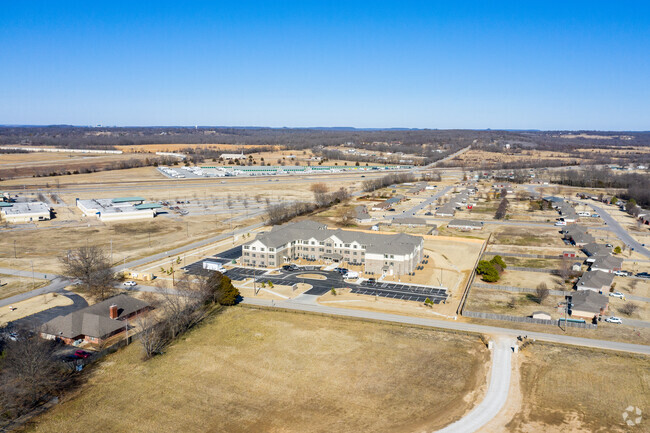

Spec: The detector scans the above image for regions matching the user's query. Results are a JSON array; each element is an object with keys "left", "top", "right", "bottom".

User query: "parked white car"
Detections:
[
  {"left": 605, "top": 316, "right": 622, "bottom": 324},
  {"left": 609, "top": 291, "right": 625, "bottom": 299},
  {"left": 123, "top": 281, "right": 137, "bottom": 287},
  {"left": 554, "top": 221, "right": 567, "bottom": 226}
]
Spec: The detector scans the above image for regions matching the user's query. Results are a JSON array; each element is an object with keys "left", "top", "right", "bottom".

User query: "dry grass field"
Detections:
[
  {"left": 491, "top": 227, "right": 566, "bottom": 248},
  {"left": 0, "top": 215, "right": 242, "bottom": 274},
  {"left": 507, "top": 344, "right": 650, "bottom": 433},
  {"left": 0, "top": 152, "right": 154, "bottom": 179},
  {"left": 27, "top": 308, "right": 489, "bottom": 433},
  {"left": 0, "top": 274, "right": 48, "bottom": 299}
]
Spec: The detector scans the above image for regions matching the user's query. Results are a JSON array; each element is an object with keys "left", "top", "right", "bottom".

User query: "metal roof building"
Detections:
[{"left": 77, "top": 198, "right": 160, "bottom": 222}]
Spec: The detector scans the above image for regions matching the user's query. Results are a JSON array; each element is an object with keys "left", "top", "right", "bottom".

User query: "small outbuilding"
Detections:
[{"left": 531, "top": 311, "right": 552, "bottom": 320}]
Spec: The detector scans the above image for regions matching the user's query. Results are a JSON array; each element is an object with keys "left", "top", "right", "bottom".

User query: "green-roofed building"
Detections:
[{"left": 111, "top": 197, "right": 145, "bottom": 204}]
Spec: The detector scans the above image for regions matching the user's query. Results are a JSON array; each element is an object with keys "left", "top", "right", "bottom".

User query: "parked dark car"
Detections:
[
  {"left": 367, "top": 278, "right": 376, "bottom": 284},
  {"left": 282, "top": 264, "right": 298, "bottom": 271}
]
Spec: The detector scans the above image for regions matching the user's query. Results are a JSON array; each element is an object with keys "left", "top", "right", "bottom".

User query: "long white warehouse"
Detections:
[{"left": 77, "top": 197, "right": 161, "bottom": 222}]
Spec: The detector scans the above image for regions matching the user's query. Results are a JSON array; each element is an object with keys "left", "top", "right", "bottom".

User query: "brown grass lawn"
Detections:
[
  {"left": 28, "top": 308, "right": 489, "bottom": 433},
  {"left": 0, "top": 274, "right": 48, "bottom": 300},
  {"left": 508, "top": 344, "right": 650, "bottom": 433},
  {"left": 492, "top": 227, "right": 565, "bottom": 248}
]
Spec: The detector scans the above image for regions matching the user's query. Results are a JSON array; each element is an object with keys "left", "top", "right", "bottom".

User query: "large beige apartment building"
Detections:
[{"left": 242, "top": 220, "right": 423, "bottom": 276}]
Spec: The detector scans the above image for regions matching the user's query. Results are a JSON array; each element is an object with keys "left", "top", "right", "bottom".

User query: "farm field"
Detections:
[{"left": 27, "top": 307, "right": 490, "bottom": 433}]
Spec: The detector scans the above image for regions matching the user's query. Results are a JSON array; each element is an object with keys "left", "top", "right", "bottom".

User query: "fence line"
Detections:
[
  {"left": 508, "top": 266, "right": 560, "bottom": 274},
  {"left": 473, "top": 282, "right": 569, "bottom": 296},
  {"left": 484, "top": 251, "right": 563, "bottom": 260},
  {"left": 462, "top": 310, "right": 597, "bottom": 329}
]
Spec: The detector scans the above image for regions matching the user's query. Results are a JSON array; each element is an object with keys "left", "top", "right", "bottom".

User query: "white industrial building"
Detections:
[
  {"left": 0, "top": 202, "right": 51, "bottom": 223},
  {"left": 77, "top": 197, "right": 161, "bottom": 222}
]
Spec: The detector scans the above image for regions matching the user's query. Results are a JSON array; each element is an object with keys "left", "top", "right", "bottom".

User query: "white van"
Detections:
[{"left": 343, "top": 271, "right": 359, "bottom": 279}]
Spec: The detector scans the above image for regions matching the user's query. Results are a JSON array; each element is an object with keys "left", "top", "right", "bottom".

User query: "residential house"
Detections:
[
  {"left": 568, "top": 291, "right": 609, "bottom": 321},
  {"left": 354, "top": 205, "right": 372, "bottom": 224},
  {"left": 447, "top": 219, "right": 484, "bottom": 230},
  {"left": 41, "top": 294, "right": 152, "bottom": 345},
  {"left": 371, "top": 195, "right": 405, "bottom": 211},
  {"left": 590, "top": 255, "right": 624, "bottom": 273},
  {"left": 391, "top": 217, "right": 429, "bottom": 227},
  {"left": 435, "top": 202, "right": 456, "bottom": 217},
  {"left": 582, "top": 242, "right": 610, "bottom": 259},
  {"left": 575, "top": 270, "right": 615, "bottom": 293}
]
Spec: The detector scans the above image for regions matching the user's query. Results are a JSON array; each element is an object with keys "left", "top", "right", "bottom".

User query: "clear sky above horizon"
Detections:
[{"left": 1, "top": 1, "right": 649, "bottom": 130}]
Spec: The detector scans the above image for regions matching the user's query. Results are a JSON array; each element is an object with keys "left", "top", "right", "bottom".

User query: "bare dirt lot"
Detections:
[
  {"left": 506, "top": 343, "right": 649, "bottom": 433},
  {"left": 28, "top": 307, "right": 489, "bottom": 433}
]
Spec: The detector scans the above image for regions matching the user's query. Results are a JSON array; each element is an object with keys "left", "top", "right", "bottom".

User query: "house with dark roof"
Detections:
[
  {"left": 590, "top": 255, "right": 623, "bottom": 273},
  {"left": 371, "top": 195, "right": 405, "bottom": 211},
  {"left": 543, "top": 196, "right": 564, "bottom": 208},
  {"left": 568, "top": 291, "right": 609, "bottom": 321},
  {"left": 242, "top": 220, "right": 423, "bottom": 276},
  {"left": 575, "top": 270, "right": 615, "bottom": 293},
  {"left": 391, "top": 217, "right": 429, "bottom": 227},
  {"left": 41, "top": 294, "right": 152, "bottom": 345},
  {"left": 582, "top": 242, "right": 611, "bottom": 259},
  {"left": 435, "top": 202, "right": 456, "bottom": 217},
  {"left": 563, "top": 225, "right": 594, "bottom": 247}
]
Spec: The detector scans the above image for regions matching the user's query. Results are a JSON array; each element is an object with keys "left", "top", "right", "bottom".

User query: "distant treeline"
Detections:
[
  {"left": 3, "top": 126, "right": 649, "bottom": 151},
  {"left": 551, "top": 168, "right": 650, "bottom": 207}
]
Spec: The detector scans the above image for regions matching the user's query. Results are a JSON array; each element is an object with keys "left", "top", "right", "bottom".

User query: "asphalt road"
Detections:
[
  {"left": 0, "top": 276, "right": 71, "bottom": 309},
  {"left": 242, "top": 297, "right": 650, "bottom": 355},
  {"left": 576, "top": 200, "right": 650, "bottom": 258},
  {"left": 524, "top": 184, "right": 650, "bottom": 259},
  {"left": 436, "top": 337, "right": 514, "bottom": 433}
]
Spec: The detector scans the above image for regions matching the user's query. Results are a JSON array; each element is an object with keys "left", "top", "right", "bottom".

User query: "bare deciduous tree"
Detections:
[
  {"left": 535, "top": 282, "right": 550, "bottom": 304},
  {"left": 0, "top": 336, "right": 71, "bottom": 418},
  {"left": 59, "top": 246, "right": 117, "bottom": 300}
]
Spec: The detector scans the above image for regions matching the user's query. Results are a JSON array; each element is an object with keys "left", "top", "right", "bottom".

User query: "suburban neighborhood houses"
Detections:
[{"left": 1, "top": 8, "right": 650, "bottom": 429}]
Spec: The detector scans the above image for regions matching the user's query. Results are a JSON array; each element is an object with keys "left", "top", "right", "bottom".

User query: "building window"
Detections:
[{"left": 344, "top": 244, "right": 350, "bottom": 248}]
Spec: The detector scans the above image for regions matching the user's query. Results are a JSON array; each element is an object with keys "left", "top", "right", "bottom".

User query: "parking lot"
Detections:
[{"left": 183, "top": 255, "right": 447, "bottom": 303}]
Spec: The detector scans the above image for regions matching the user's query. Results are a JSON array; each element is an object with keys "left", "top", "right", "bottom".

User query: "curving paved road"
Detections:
[
  {"left": 242, "top": 297, "right": 650, "bottom": 354},
  {"left": 436, "top": 337, "right": 514, "bottom": 433}
]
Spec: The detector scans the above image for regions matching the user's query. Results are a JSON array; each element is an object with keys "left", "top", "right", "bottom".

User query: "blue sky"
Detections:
[{"left": 1, "top": 1, "right": 649, "bottom": 129}]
